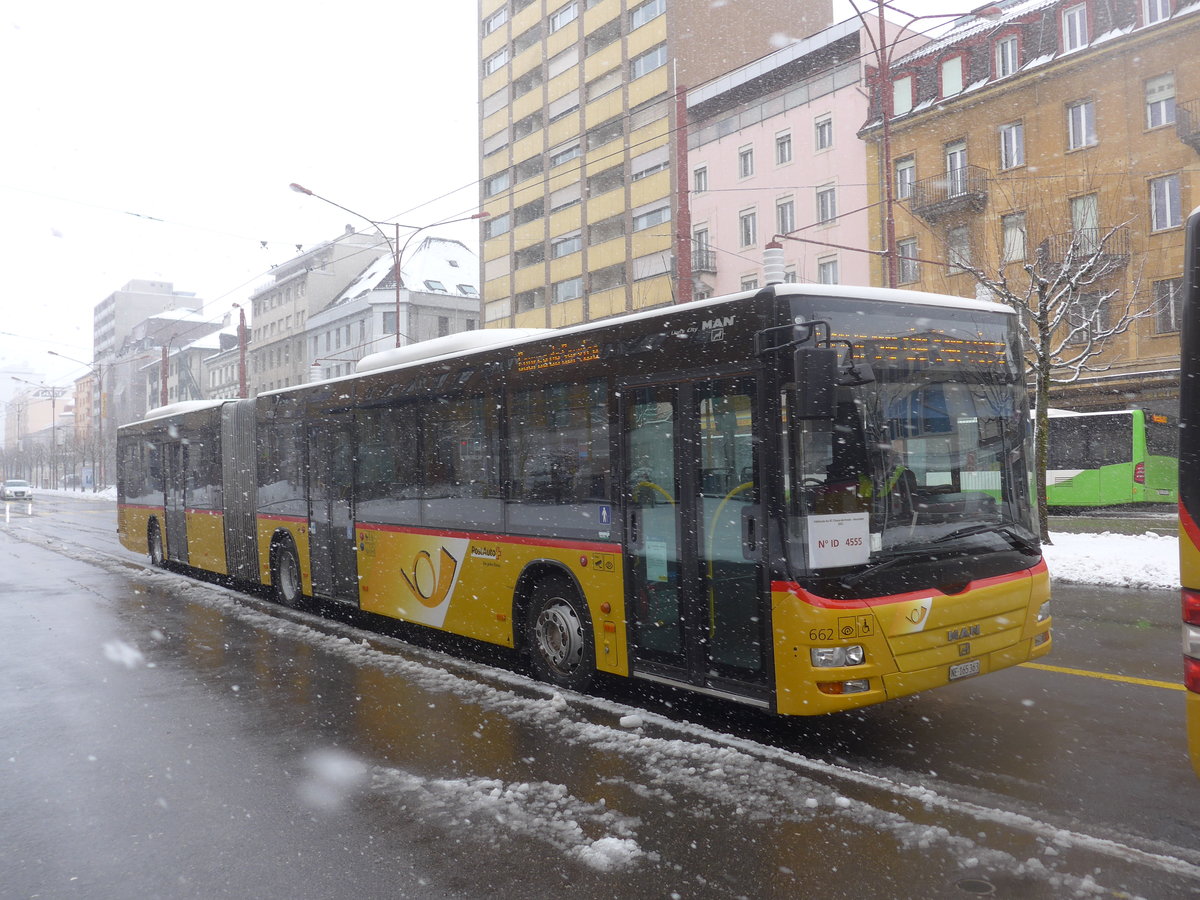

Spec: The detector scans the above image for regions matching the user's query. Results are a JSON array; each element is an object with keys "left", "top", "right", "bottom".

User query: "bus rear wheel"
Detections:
[
  {"left": 526, "top": 577, "right": 595, "bottom": 692},
  {"left": 272, "top": 538, "right": 304, "bottom": 608},
  {"left": 148, "top": 520, "right": 165, "bottom": 567}
]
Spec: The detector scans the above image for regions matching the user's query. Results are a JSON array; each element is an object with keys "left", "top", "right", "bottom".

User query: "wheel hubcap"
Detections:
[{"left": 535, "top": 599, "right": 583, "bottom": 673}]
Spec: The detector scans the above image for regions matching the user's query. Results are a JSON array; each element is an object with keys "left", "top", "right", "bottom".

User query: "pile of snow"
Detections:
[{"left": 1043, "top": 530, "right": 1178, "bottom": 591}]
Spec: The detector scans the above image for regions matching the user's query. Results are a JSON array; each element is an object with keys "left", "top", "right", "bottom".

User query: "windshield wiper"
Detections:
[{"left": 930, "top": 522, "right": 1039, "bottom": 553}]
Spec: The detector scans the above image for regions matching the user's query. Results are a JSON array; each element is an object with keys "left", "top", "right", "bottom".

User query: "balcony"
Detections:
[
  {"left": 1177, "top": 98, "right": 1200, "bottom": 154},
  {"left": 909, "top": 165, "right": 989, "bottom": 222},
  {"left": 692, "top": 248, "right": 717, "bottom": 274},
  {"left": 1034, "top": 226, "right": 1130, "bottom": 274}
]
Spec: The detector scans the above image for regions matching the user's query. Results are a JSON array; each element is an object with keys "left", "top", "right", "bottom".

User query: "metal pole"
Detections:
[{"left": 878, "top": 0, "right": 898, "bottom": 289}]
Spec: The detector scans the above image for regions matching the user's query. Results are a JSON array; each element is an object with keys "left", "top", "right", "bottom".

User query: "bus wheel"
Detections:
[
  {"left": 526, "top": 577, "right": 595, "bottom": 692},
  {"left": 148, "top": 520, "right": 165, "bottom": 567},
  {"left": 272, "top": 539, "right": 304, "bottom": 608}
]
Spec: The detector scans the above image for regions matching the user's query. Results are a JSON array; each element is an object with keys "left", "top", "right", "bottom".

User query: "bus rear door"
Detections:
[
  {"left": 307, "top": 416, "right": 359, "bottom": 603},
  {"left": 622, "top": 374, "right": 768, "bottom": 704}
]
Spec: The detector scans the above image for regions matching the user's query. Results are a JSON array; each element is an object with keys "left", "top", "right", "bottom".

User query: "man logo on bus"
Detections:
[{"left": 400, "top": 546, "right": 460, "bottom": 609}]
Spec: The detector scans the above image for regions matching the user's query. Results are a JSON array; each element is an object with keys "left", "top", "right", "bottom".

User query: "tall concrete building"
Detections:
[
  {"left": 478, "top": 0, "right": 832, "bottom": 329},
  {"left": 93, "top": 280, "right": 202, "bottom": 361}
]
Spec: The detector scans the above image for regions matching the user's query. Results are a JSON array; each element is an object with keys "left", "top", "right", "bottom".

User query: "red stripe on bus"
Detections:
[
  {"left": 257, "top": 513, "right": 308, "bottom": 524},
  {"left": 1180, "top": 501, "right": 1200, "bottom": 554},
  {"left": 356, "top": 521, "right": 619, "bottom": 554},
  {"left": 772, "top": 561, "right": 1044, "bottom": 609}
]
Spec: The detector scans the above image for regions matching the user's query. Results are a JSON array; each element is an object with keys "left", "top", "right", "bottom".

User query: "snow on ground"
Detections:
[{"left": 1043, "top": 530, "right": 1178, "bottom": 591}]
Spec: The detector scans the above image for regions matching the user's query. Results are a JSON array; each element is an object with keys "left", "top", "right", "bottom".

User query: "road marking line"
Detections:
[{"left": 1021, "top": 661, "right": 1184, "bottom": 691}]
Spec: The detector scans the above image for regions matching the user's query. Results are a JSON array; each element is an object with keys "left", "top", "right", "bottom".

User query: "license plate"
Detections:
[{"left": 949, "top": 659, "right": 981, "bottom": 681}]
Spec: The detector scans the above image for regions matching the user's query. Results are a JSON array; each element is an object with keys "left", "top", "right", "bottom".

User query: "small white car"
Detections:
[{"left": 0, "top": 479, "right": 33, "bottom": 501}]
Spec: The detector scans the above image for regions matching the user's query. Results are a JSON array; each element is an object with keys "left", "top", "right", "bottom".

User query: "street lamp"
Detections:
[
  {"left": 11, "top": 376, "right": 62, "bottom": 489},
  {"left": 48, "top": 351, "right": 105, "bottom": 491},
  {"left": 289, "top": 183, "right": 489, "bottom": 348},
  {"left": 851, "top": 1, "right": 1001, "bottom": 287}
]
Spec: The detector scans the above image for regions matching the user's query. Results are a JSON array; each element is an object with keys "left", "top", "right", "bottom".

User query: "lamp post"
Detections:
[
  {"left": 11, "top": 376, "right": 62, "bottom": 489},
  {"left": 231, "top": 303, "right": 248, "bottom": 399},
  {"left": 48, "top": 351, "right": 105, "bottom": 491},
  {"left": 289, "top": 183, "right": 489, "bottom": 348},
  {"left": 850, "top": 1, "right": 1001, "bottom": 287}
]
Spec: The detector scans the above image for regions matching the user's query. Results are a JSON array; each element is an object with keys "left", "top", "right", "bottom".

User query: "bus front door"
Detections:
[
  {"left": 622, "top": 376, "right": 767, "bottom": 700},
  {"left": 308, "top": 418, "right": 359, "bottom": 604}
]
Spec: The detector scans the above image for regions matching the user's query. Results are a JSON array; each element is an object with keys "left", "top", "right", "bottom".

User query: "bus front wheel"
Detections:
[
  {"left": 526, "top": 577, "right": 595, "bottom": 692},
  {"left": 271, "top": 538, "right": 304, "bottom": 608},
  {"left": 148, "top": 520, "right": 165, "bottom": 567}
]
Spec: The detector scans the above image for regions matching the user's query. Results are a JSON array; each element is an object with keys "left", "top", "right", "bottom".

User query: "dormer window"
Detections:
[
  {"left": 995, "top": 35, "right": 1018, "bottom": 78},
  {"left": 458, "top": 285, "right": 479, "bottom": 297},
  {"left": 1143, "top": 0, "right": 1171, "bottom": 25},
  {"left": 424, "top": 280, "right": 448, "bottom": 293},
  {"left": 941, "top": 56, "right": 963, "bottom": 97},
  {"left": 448, "top": 259, "right": 460, "bottom": 267},
  {"left": 1062, "top": 3, "right": 1088, "bottom": 52},
  {"left": 892, "top": 75, "right": 913, "bottom": 116}
]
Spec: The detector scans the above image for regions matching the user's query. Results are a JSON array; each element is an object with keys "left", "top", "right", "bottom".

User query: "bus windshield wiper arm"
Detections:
[{"left": 930, "top": 523, "right": 1038, "bottom": 552}]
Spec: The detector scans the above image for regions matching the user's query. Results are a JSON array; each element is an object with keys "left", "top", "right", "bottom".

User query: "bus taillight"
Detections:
[
  {"left": 1183, "top": 589, "right": 1200, "bottom": 626},
  {"left": 1186, "top": 654, "right": 1200, "bottom": 694},
  {"left": 1184, "top": 591, "right": 1200, "bottom": 693},
  {"left": 1134, "top": 462, "right": 1146, "bottom": 484}
]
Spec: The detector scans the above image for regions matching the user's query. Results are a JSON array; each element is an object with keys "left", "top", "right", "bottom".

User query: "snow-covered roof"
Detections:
[{"left": 321, "top": 235, "right": 480, "bottom": 313}]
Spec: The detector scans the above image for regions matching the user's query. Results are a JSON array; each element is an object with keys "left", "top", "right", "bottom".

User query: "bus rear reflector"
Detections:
[
  {"left": 1134, "top": 462, "right": 1145, "bottom": 484},
  {"left": 1184, "top": 589, "right": 1200, "bottom": 626},
  {"left": 1186, "top": 655, "right": 1200, "bottom": 694}
]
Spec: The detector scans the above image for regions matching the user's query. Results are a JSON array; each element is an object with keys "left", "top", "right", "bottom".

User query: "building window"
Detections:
[
  {"left": 553, "top": 277, "right": 583, "bottom": 304},
  {"left": 1067, "top": 99, "right": 1096, "bottom": 149},
  {"left": 1155, "top": 278, "right": 1182, "bottom": 333},
  {"left": 945, "top": 141, "right": 968, "bottom": 195},
  {"left": 1002, "top": 213, "right": 1027, "bottom": 263},
  {"left": 947, "top": 225, "right": 971, "bottom": 270},
  {"left": 816, "top": 186, "right": 837, "bottom": 224},
  {"left": 630, "top": 44, "right": 667, "bottom": 79},
  {"left": 437, "top": 316, "right": 450, "bottom": 337},
  {"left": 941, "top": 56, "right": 963, "bottom": 97},
  {"left": 817, "top": 257, "right": 839, "bottom": 284},
  {"left": 999, "top": 121, "right": 1024, "bottom": 169},
  {"left": 893, "top": 75, "right": 913, "bottom": 116},
  {"left": 550, "top": 143, "right": 582, "bottom": 167},
  {"left": 1144, "top": 0, "right": 1172, "bottom": 24},
  {"left": 1150, "top": 174, "right": 1182, "bottom": 231},
  {"left": 550, "top": 1, "right": 578, "bottom": 32},
  {"left": 484, "top": 170, "right": 511, "bottom": 198},
  {"left": 1146, "top": 74, "right": 1176, "bottom": 128},
  {"left": 895, "top": 157, "right": 915, "bottom": 200},
  {"left": 739, "top": 210, "right": 757, "bottom": 247},
  {"left": 814, "top": 117, "right": 833, "bottom": 151},
  {"left": 1062, "top": 3, "right": 1088, "bottom": 51},
  {"left": 995, "top": 35, "right": 1019, "bottom": 78},
  {"left": 740, "top": 276, "right": 759, "bottom": 291},
  {"left": 515, "top": 288, "right": 546, "bottom": 313},
  {"left": 515, "top": 244, "right": 545, "bottom": 269},
  {"left": 738, "top": 146, "right": 754, "bottom": 178},
  {"left": 552, "top": 232, "right": 582, "bottom": 258},
  {"left": 898, "top": 238, "right": 919, "bottom": 283},
  {"left": 630, "top": 0, "right": 665, "bottom": 29},
  {"left": 693, "top": 166, "right": 708, "bottom": 193},
  {"left": 776, "top": 131, "right": 793, "bottom": 164},
  {"left": 632, "top": 204, "right": 670, "bottom": 232},
  {"left": 485, "top": 213, "right": 511, "bottom": 239},
  {"left": 776, "top": 198, "right": 795, "bottom": 236},
  {"left": 484, "top": 8, "right": 508, "bottom": 35},
  {"left": 591, "top": 263, "right": 626, "bottom": 292},
  {"left": 485, "top": 47, "right": 509, "bottom": 74}
]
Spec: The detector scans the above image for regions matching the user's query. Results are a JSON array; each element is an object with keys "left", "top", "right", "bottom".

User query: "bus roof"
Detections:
[
  {"left": 266, "top": 283, "right": 1017, "bottom": 392},
  {"left": 136, "top": 399, "right": 229, "bottom": 424}
]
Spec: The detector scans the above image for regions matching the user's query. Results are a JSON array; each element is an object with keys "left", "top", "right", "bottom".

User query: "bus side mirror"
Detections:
[
  {"left": 792, "top": 347, "right": 838, "bottom": 419},
  {"left": 839, "top": 360, "right": 875, "bottom": 387}
]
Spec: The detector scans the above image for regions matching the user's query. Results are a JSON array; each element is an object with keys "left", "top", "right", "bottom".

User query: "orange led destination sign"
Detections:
[{"left": 514, "top": 339, "right": 601, "bottom": 373}]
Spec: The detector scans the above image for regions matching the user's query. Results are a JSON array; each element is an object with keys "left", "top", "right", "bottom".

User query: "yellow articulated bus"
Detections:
[
  {"left": 1180, "top": 205, "right": 1200, "bottom": 776},
  {"left": 118, "top": 283, "right": 1051, "bottom": 715}
]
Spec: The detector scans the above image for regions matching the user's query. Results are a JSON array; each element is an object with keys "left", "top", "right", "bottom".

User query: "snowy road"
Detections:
[{"left": 2, "top": 494, "right": 1198, "bottom": 899}]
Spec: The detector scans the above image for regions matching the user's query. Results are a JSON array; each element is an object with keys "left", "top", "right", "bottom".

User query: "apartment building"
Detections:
[
  {"left": 478, "top": 0, "right": 832, "bottom": 328},
  {"left": 860, "top": 0, "right": 1197, "bottom": 412},
  {"left": 248, "top": 227, "right": 387, "bottom": 395},
  {"left": 686, "top": 18, "right": 910, "bottom": 295}
]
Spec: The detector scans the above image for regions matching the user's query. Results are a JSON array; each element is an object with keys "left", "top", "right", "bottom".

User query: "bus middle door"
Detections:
[
  {"left": 164, "top": 442, "right": 188, "bottom": 565},
  {"left": 622, "top": 375, "right": 767, "bottom": 700},
  {"left": 308, "top": 416, "right": 359, "bottom": 604}
]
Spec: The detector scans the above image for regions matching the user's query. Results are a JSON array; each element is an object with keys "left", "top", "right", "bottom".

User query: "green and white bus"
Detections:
[{"left": 1044, "top": 408, "right": 1178, "bottom": 508}]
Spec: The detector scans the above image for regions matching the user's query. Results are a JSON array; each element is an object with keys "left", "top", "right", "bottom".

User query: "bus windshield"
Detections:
[{"left": 784, "top": 299, "right": 1036, "bottom": 577}]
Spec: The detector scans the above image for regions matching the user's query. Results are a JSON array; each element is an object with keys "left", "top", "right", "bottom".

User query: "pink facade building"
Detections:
[{"left": 685, "top": 19, "right": 880, "bottom": 295}]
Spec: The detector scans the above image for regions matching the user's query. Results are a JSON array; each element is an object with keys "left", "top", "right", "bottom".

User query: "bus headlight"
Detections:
[
  {"left": 1037, "top": 601, "right": 1051, "bottom": 623},
  {"left": 811, "top": 645, "right": 865, "bottom": 667}
]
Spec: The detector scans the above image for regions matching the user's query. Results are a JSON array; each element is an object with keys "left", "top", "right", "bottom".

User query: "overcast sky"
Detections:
[{"left": 0, "top": 0, "right": 956, "bottom": 400}]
